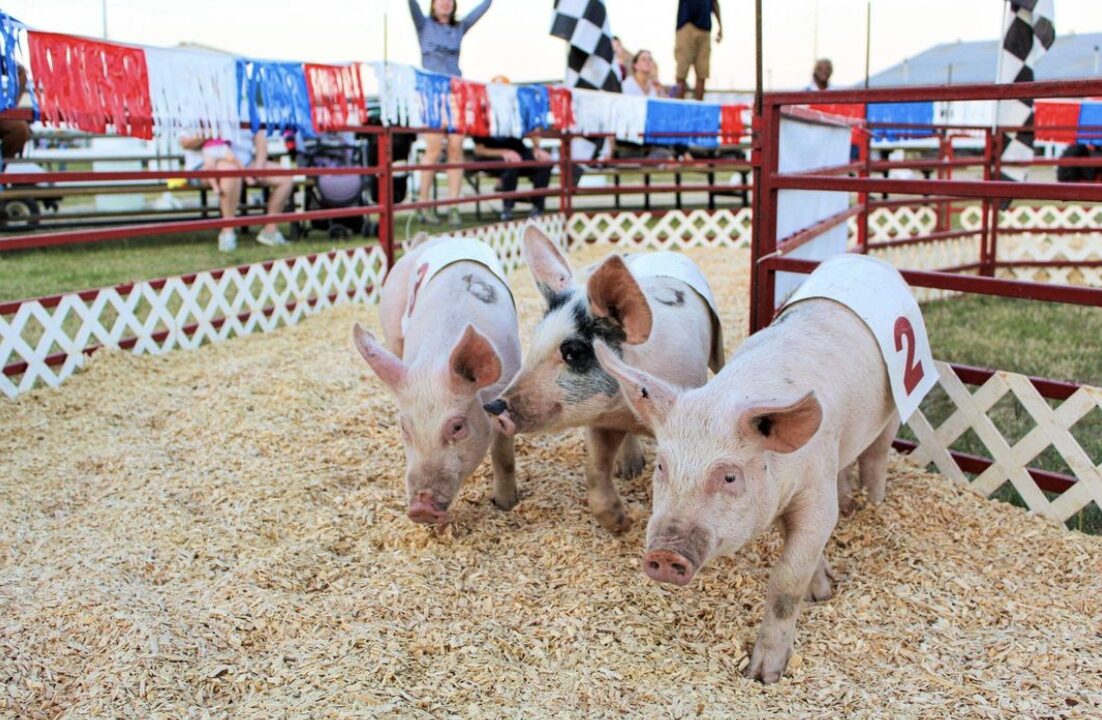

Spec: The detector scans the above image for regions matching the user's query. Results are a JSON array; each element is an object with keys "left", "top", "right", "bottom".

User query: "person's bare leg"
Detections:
[
  {"left": 217, "top": 160, "right": 241, "bottom": 221},
  {"left": 674, "top": 78, "right": 687, "bottom": 99},
  {"left": 694, "top": 76, "right": 706, "bottom": 101},
  {"left": 445, "top": 134, "right": 464, "bottom": 215},
  {"left": 418, "top": 133, "right": 444, "bottom": 205},
  {"left": 260, "top": 163, "right": 293, "bottom": 236}
]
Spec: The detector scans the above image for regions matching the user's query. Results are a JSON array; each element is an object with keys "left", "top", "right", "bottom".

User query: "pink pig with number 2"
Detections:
[{"left": 595, "top": 254, "right": 936, "bottom": 684}]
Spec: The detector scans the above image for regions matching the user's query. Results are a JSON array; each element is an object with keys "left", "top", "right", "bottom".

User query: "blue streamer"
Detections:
[
  {"left": 644, "top": 99, "right": 720, "bottom": 148},
  {"left": 238, "top": 59, "right": 316, "bottom": 138},
  {"left": 866, "top": 102, "right": 935, "bottom": 141},
  {"left": 0, "top": 12, "right": 25, "bottom": 114},
  {"left": 415, "top": 68, "right": 453, "bottom": 130},
  {"left": 1077, "top": 102, "right": 1102, "bottom": 147},
  {"left": 517, "top": 85, "right": 550, "bottom": 134}
]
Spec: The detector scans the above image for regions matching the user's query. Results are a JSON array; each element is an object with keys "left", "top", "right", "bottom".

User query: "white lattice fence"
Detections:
[
  {"left": 1, "top": 246, "right": 387, "bottom": 398},
  {"left": 567, "top": 208, "right": 752, "bottom": 250},
  {"left": 907, "top": 362, "right": 1102, "bottom": 523}
]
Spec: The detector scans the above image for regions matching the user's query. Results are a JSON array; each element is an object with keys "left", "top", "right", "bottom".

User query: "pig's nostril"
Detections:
[
  {"left": 483, "top": 399, "right": 508, "bottom": 416},
  {"left": 647, "top": 560, "right": 660, "bottom": 572},
  {"left": 672, "top": 562, "right": 688, "bottom": 576}
]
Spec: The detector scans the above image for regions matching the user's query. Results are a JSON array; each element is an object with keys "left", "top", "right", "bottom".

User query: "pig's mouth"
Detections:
[
  {"left": 407, "top": 490, "right": 451, "bottom": 527},
  {"left": 483, "top": 398, "right": 562, "bottom": 436}
]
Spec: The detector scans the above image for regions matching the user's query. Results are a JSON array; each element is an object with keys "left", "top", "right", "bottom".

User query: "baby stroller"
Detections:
[{"left": 295, "top": 133, "right": 372, "bottom": 240}]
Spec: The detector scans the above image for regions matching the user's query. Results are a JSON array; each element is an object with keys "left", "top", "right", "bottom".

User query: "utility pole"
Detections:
[{"left": 101, "top": 0, "right": 108, "bottom": 40}]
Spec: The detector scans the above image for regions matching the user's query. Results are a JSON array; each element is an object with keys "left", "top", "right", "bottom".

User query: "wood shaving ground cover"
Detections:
[{"left": 1, "top": 245, "right": 1099, "bottom": 719}]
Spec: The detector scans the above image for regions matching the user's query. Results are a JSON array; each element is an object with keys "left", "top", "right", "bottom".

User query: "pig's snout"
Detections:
[
  {"left": 407, "top": 491, "right": 449, "bottom": 527},
  {"left": 643, "top": 548, "right": 696, "bottom": 587},
  {"left": 483, "top": 399, "right": 516, "bottom": 436}
]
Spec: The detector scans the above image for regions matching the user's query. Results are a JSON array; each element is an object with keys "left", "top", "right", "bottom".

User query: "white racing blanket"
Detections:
[
  {"left": 402, "top": 238, "right": 513, "bottom": 335},
  {"left": 625, "top": 251, "right": 725, "bottom": 372},
  {"left": 782, "top": 254, "right": 937, "bottom": 422}
]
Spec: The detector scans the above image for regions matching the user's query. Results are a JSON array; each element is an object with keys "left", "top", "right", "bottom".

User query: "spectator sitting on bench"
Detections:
[
  {"left": 180, "top": 131, "right": 292, "bottom": 252},
  {"left": 0, "top": 64, "right": 32, "bottom": 164},
  {"left": 472, "top": 79, "right": 552, "bottom": 221},
  {"left": 620, "top": 50, "right": 691, "bottom": 163}
]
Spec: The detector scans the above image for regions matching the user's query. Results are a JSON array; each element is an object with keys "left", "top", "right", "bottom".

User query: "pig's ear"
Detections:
[
  {"left": 586, "top": 255, "right": 652, "bottom": 344},
  {"left": 449, "top": 324, "right": 502, "bottom": 392},
  {"left": 737, "top": 392, "right": 822, "bottom": 454},
  {"left": 595, "top": 340, "right": 677, "bottom": 431},
  {"left": 522, "top": 224, "right": 573, "bottom": 302},
  {"left": 353, "top": 323, "right": 407, "bottom": 391}
]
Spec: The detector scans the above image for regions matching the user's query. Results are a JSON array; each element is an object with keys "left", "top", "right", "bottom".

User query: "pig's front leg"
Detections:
[
  {"left": 745, "top": 496, "right": 837, "bottom": 684},
  {"left": 614, "top": 433, "right": 646, "bottom": 479},
  {"left": 491, "top": 432, "right": 519, "bottom": 511},
  {"left": 585, "top": 427, "right": 632, "bottom": 534}
]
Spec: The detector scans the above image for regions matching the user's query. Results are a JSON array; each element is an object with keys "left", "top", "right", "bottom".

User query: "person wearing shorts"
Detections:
[{"left": 674, "top": 0, "right": 722, "bottom": 101}]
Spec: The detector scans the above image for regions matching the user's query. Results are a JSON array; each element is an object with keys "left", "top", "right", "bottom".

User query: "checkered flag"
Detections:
[
  {"left": 550, "top": 0, "right": 621, "bottom": 93},
  {"left": 996, "top": 0, "right": 1056, "bottom": 184}
]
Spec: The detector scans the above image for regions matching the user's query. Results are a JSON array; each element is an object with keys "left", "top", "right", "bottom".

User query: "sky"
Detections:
[{"left": 5, "top": 0, "right": 1102, "bottom": 90}]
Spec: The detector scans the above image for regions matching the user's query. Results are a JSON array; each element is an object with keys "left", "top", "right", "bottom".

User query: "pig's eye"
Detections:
[
  {"left": 724, "top": 475, "right": 737, "bottom": 484},
  {"left": 444, "top": 417, "right": 469, "bottom": 442},
  {"left": 559, "top": 339, "right": 595, "bottom": 372}
]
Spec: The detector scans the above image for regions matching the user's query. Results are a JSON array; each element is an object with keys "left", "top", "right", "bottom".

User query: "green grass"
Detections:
[{"left": 917, "top": 293, "right": 1102, "bottom": 533}]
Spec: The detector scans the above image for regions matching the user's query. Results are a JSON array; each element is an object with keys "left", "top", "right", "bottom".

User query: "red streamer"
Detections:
[
  {"left": 720, "top": 104, "right": 747, "bottom": 144},
  {"left": 1035, "top": 100, "right": 1081, "bottom": 144},
  {"left": 27, "top": 31, "right": 153, "bottom": 139},
  {"left": 548, "top": 87, "right": 574, "bottom": 131},
  {"left": 808, "top": 102, "right": 866, "bottom": 144},
  {"left": 450, "top": 77, "right": 490, "bottom": 136},
  {"left": 303, "top": 63, "right": 365, "bottom": 132}
]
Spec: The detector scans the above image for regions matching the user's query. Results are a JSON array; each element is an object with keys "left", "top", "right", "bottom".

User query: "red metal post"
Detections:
[
  {"left": 377, "top": 128, "right": 395, "bottom": 271},
  {"left": 857, "top": 126, "right": 870, "bottom": 253},
  {"left": 560, "top": 132, "right": 573, "bottom": 220},
  {"left": 749, "top": 100, "right": 782, "bottom": 334},
  {"left": 987, "top": 132, "right": 1003, "bottom": 278}
]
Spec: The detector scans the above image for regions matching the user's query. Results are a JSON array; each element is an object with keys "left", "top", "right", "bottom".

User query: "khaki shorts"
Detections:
[{"left": 675, "top": 23, "right": 711, "bottom": 81}]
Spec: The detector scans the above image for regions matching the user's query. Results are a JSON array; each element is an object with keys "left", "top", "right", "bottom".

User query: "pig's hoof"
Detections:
[
  {"left": 492, "top": 491, "right": 519, "bottom": 512},
  {"left": 838, "top": 496, "right": 856, "bottom": 517},
  {"left": 743, "top": 642, "right": 791, "bottom": 685},
  {"left": 806, "top": 557, "right": 835, "bottom": 602},
  {"left": 595, "top": 506, "right": 633, "bottom": 535}
]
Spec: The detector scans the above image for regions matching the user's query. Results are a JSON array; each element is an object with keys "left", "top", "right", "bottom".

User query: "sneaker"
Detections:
[
  {"left": 528, "top": 207, "right": 543, "bottom": 219},
  {"left": 448, "top": 208, "right": 461, "bottom": 227},
  {"left": 218, "top": 230, "right": 237, "bottom": 253},
  {"left": 257, "top": 229, "right": 288, "bottom": 247},
  {"left": 499, "top": 208, "right": 514, "bottom": 222},
  {"left": 417, "top": 211, "right": 442, "bottom": 226}
]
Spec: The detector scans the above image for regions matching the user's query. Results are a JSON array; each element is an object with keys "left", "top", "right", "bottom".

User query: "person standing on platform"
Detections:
[{"left": 674, "top": 0, "right": 722, "bottom": 101}]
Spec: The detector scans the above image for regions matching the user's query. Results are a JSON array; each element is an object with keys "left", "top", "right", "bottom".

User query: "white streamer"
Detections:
[
  {"left": 145, "top": 47, "right": 241, "bottom": 139},
  {"left": 570, "top": 88, "right": 647, "bottom": 142},
  {"left": 487, "top": 82, "right": 521, "bottom": 138},
  {"left": 372, "top": 62, "right": 422, "bottom": 128}
]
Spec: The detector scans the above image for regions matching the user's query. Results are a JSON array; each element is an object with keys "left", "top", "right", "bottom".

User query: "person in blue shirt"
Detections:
[
  {"left": 408, "top": 0, "right": 493, "bottom": 226},
  {"left": 674, "top": 0, "right": 723, "bottom": 101}
]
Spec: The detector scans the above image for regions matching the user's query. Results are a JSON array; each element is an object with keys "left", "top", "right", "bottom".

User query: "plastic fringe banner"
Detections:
[
  {"left": 238, "top": 59, "right": 315, "bottom": 138},
  {"left": 145, "top": 47, "right": 240, "bottom": 139},
  {"left": 451, "top": 77, "right": 490, "bottom": 136},
  {"left": 547, "top": 86, "right": 573, "bottom": 132},
  {"left": 0, "top": 12, "right": 24, "bottom": 113},
  {"left": 304, "top": 63, "right": 365, "bottom": 132},
  {"left": 415, "top": 68, "right": 452, "bottom": 130},
  {"left": 644, "top": 98, "right": 719, "bottom": 148},
  {"left": 27, "top": 31, "right": 153, "bottom": 139},
  {"left": 570, "top": 88, "right": 646, "bottom": 141},
  {"left": 720, "top": 104, "right": 746, "bottom": 144},
  {"left": 487, "top": 82, "right": 521, "bottom": 138},
  {"left": 373, "top": 62, "right": 421, "bottom": 128},
  {"left": 517, "top": 85, "right": 550, "bottom": 134}
]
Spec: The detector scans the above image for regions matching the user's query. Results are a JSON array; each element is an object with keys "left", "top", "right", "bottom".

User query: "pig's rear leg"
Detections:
[
  {"left": 857, "top": 417, "right": 899, "bottom": 505},
  {"left": 805, "top": 554, "right": 835, "bottom": 602},
  {"left": 491, "top": 432, "right": 519, "bottom": 511},
  {"left": 837, "top": 464, "right": 856, "bottom": 516},
  {"left": 585, "top": 427, "right": 632, "bottom": 534},
  {"left": 614, "top": 433, "right": 646, "bottom": 479}
]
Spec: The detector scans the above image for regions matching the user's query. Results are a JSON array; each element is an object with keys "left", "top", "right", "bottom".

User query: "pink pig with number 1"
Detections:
[{"left": 595, "top": 254, "right": 937, "bottom": 684}]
